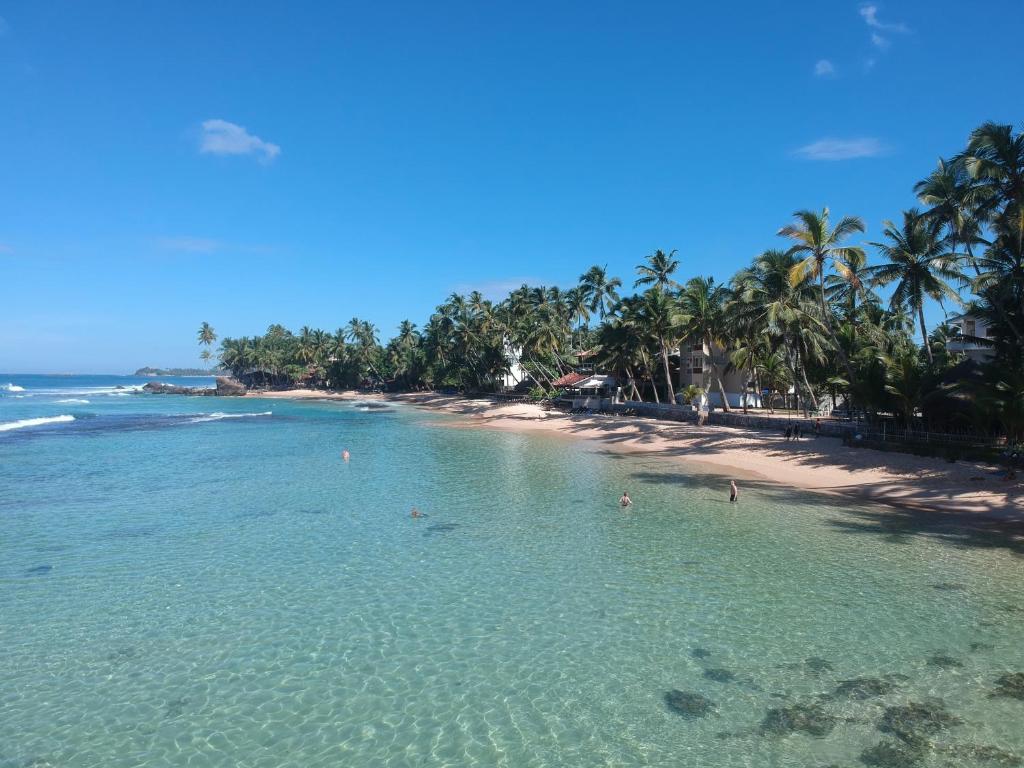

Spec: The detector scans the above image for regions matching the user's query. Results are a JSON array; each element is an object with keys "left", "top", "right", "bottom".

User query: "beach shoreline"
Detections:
[{"left": 247, "top": 388, "right": 1023, "bottom": 522}]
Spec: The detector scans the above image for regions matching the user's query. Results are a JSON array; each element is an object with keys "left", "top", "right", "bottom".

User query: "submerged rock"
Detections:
[
  {"left": 835, "top": 677, "right": 899, "bottom": 700},
  {"left": 664, "top": 690, "right": 716, "bottom": 718},
  {"left": 878, "top": 700, "right": 962, "bottom": 745},
  {"left": 927, "top": 654, "right": 963, "bottom": 668},
  {"left": 991, "top": 673, "right": 1024, "bottom": 700},
  {"left": 690, "top": 648, "right": 712, "bottom": 660},
  {"left": 930, "top": 582, "right": 966, "bottom": 592},
  {"left": 860, "top": 739, "right": 926, "bottom": 767},
  {"left": 970, "top": 642, "right": 996, "bottom": 653},
  {"left": 943, "top": 743, "right": 1023, "bottom": 766},
  {"left": 805, "top": 657, "right": 835, "bottom": 675},
  {"left": 24, "top": 564, "right": 52, "bottom": 576},
  {"left": 760, "top": 702, "right": 836, "bottom": 737},
  {"left": 703, "top": 668, "right": 737, "bottom": 683}
]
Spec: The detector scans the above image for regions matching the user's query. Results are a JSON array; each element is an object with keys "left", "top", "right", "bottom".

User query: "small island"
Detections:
[{"left": 134, "top": 366, "right": 221, "bottom": 377}]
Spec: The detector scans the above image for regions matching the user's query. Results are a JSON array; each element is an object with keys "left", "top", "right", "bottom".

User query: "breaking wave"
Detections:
[
  {"left": 0, "top": 415, "right": 76, "bottom": 433},
  {"left": 188, "top": 411, "right": 272, "bottom": 423},
  {"left": 56, "top": 398, "right": 90, "bottom": 404},
  {"left": 1, "top": 383, "right": 26, "bottom": 392}
]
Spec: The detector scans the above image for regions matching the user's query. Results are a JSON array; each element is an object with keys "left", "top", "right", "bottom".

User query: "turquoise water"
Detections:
[{"left": 2, "top": 375, "right": 1023, "bottom": 767}]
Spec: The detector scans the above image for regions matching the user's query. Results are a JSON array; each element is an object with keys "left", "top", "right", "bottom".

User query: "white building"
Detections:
[{"left": 947, "top": 313, "right": 995, "bottom": 363}]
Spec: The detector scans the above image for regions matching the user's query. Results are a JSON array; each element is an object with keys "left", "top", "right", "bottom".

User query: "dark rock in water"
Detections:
[
  {"left": 664, "top": 690, "right": 716, "bottom": 718},
  {"left": 805, "top": 657, "right": 835, "bottom": 675},
  {"left": 215, "top": 377, "right": 246, "bottom": 396},
  {"left": 424, "top": 523, "right": 460, "bottom": 535},
  {"left": 836, "top": 677, "right": 899, "bottom": 700},
  {"left": 25, "top": 564, "right": 53, "bottom": 576},
  {"left": 760, "top": 702, "right": 837, "bottom": 737},
  {"left": 927, "top": 654, "right": 963, "bottom": 668},
  {"left": 942, "top": 743, "right": 1023, "bottom": 766},
  {"left": 690, "top": 648, "right": 712, "bottom": 660},
  {"left": 143, "top": 381, "right": 215, "bottom": 396},
  {"left": 969, "top": 642, "right": 995, "bottom": 653},
  {"left": 703, "top": 668, "right": 737, "bottom": 683},
  {"left": 930, "top": 582, "right": 966, "bottom": 592},
  {"left": 860, "top": 739, "right": 926, "bottom": 767},
  {"left": 990, "top": 673, "right": 1024, "bottom": 700},
  {"left": 878, "top": 700, "right": 962, "bottom": 745},
  {"left": 165, "top": 696, "right": 189, "bottom": 718}
]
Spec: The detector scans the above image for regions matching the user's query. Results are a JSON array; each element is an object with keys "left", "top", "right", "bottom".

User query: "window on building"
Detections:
[
  {"left": 690, "top": 356, "right": 703, "bottom": 373},
  {"left": 965, "top": 319, "right": 976, "bottom": 337},
  {"left": 987, "top": 325, "right": 997, "bottom": 337}
]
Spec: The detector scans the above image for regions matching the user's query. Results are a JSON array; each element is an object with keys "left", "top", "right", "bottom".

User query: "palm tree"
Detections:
[
  {"left": 197, "top": 322, "right": 217, "bottom": 369},
  {"left": 866, "top": 209, "right": 965, "bottom": 365},
  {"left": 639, "top": 288, "right": 683, "bottom": 402},
  {"left": 779, "top": 207, "right": 864, "bottom": 387},
  {"left": 962, "top": 122, "right": 1024, "bottom": 219},
  {"left": 634, "top": 249, "right": 680, "bottom": 291},
  {"left": 579, "top": 265, "right": 622, "bottom": 320},
  {"left": 677, "top": 276, "right": 733, "bottom": 412}
]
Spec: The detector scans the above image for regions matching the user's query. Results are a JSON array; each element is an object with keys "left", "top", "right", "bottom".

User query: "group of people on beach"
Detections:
[{"left": 784, "top": 419, "right": 822, "bottom": 442}]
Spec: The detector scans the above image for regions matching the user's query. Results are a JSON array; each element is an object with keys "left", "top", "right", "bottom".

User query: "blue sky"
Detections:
[{"left": 1, "top": 1, "right": 1022, "bottom": 373}]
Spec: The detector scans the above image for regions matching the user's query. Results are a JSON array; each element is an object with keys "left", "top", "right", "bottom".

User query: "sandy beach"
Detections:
[{"left": 249, "top": 388, "right": 1024, "bottom": 523}]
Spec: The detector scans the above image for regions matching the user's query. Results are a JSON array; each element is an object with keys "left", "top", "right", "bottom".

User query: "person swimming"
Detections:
[
  {"left": 410, "top": 507, "right": 423, "bottom": 518},
  {"left": 619, "top": 491, "right": 632, "bottom": 507},
  {"left": 729, "top": 480, "right": 739, "bottom": 503},
  {"left": 341, "top": 449, "right": 350, "bottom": 461}
]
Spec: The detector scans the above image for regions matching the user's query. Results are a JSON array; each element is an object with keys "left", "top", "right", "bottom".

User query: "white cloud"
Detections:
[
  {"left": 156, "top": 236, "right": 222, "bottom": 253},
  {"left": 858, "top": 4, "right": 908, "bottom": 32},
  {"left": 814, "top": 59, "right": 836, "bottom": 77},
  {"left": 795, "top": 137, "right": 887, "bottom": 161},
  {"left": 199, "top": 119, "right": 280, "bottom": 162},
  {"left": 871, "top": 32, "right": 890, "bottom": 49}
]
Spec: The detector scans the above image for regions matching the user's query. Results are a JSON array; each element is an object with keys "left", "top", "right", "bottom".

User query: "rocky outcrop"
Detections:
[
  {"left": 215, "top": 377, "right": 247, "bottom": 396},
  {"left": 142, "top": 382, "right": 215, "bottom": 396}
]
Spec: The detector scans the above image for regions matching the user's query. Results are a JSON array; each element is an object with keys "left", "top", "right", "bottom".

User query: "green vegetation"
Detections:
[{"left": 213, "top": 122, "right": 1024, "bottom": 443}]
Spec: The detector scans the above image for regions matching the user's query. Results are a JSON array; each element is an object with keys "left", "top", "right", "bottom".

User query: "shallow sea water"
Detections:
[{"left": 2, "top": 376, "right": 1023, "bottom": 767}]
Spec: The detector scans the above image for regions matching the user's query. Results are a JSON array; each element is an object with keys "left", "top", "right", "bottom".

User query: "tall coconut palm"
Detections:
[
  {"left": 962, "top": 122, "right": 1024, "bottom": 218},
  {"left": 866, "top": 209, "right": 965, "bottom": 365},
  {"left": 579, "top": 265, "right": 622, "bottom": 320},
  {"left": 639, "top": 288, "right": 683, "bottom": 403},
  {"left": 634, "top": 249, "right": 680, "bottom": 291},
  {"left": 677, "top": 276, "right": 733, "bottom": 412},
  {"left": 197, "top": 322, "right": 217, "bottom": 368},
  {"left": 779, "top": 207, "right": 864, "bottom": 387}
]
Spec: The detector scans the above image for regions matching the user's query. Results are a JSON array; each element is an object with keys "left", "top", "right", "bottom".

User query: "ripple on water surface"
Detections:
[{"left": 1, "top": 395, "right": 1023, "bottom": 767}]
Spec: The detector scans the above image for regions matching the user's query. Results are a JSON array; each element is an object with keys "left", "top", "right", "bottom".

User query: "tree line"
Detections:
[{"left": 205, "top": 121, "right": 1024, "bottom": 442}]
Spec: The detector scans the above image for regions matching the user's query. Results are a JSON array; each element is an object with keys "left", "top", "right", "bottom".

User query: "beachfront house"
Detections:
[
  {"left": 552, "top": 372, "right": 618, "bottom": 409},
  {"left": 946, "top": 312, "right": 995, "bottom": 363},
  {"left": 676, "top": 338, "right": 761, "bottom": 408}
]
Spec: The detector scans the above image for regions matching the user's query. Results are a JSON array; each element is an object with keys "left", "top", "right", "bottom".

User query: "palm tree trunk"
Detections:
[
  {"left": 819, "top": 270, "right": 856, "bottom": 386},
  {"left": 711, "top": 363, "right": 731, "bottom": 413},
  {"left": 918, "top": 304, "right": 934, "bottom": 366},
  {"left": 659, "top": 339, "right": 675, "bottom": 404},
  {"left": 639, "top": 349, "right": 659, "bottom": 403}
]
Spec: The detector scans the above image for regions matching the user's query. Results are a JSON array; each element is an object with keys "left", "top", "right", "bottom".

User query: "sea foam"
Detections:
[
  {"left": 0, "top": 415, "right": 76, "bottom": 432},
  {"left": 56, "top": 398, "right": 90, "bottom": 404},
  {"left": 1, "top": 383, "right": 26, "bottom": 392},
  {"left": 188, "top": 411, "right": 272, "bottom": 423}
]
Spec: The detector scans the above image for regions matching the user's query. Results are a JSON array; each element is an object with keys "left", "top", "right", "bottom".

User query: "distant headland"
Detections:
[{"left": 134, "top": 367, "right": 221, "bottom": 376}]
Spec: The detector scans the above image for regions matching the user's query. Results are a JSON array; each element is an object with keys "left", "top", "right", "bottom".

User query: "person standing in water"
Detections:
[
  {"left": 619, "top": 491, "right": 632, "bottom": 507},
  {"left": 729, "top": 480, "right": 739, "bottom": 503}
]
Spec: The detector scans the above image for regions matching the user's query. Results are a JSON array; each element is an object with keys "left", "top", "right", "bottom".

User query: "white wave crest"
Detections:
[
  {"left": 188, "top": 411, "right": 272, "bottom": 424},
  {"left": 0, "top": 414, "right": 76, "bottom": 432},
  {"left": 56, "top": 398, "right": 90, "bottom": 404},
  {"left": 1, "top": 383, "right": 26, "bottom": 392}
]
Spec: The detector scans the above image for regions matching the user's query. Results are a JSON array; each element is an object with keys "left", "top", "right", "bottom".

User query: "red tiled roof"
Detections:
[{"left": 552, "top": 372, "right": 587, "bottom": 387}]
